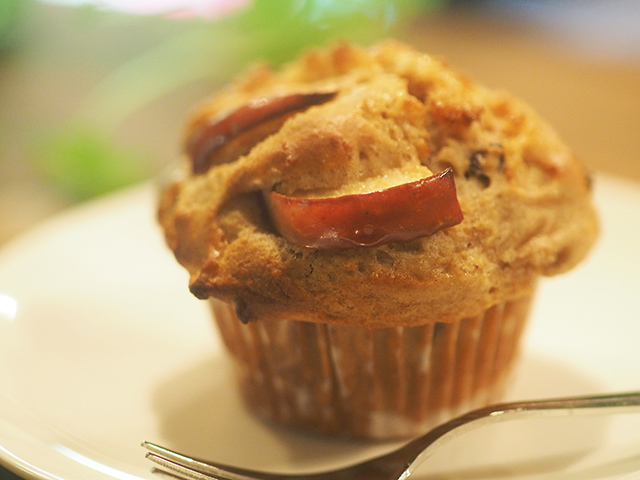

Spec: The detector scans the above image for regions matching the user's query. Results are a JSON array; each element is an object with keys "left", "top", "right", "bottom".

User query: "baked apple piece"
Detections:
[
  {"left": 188, "top": 91, "right": 336, "bottom": 174},
  {"left": 265, "top": 168, "right": 463, "bottom": 248}
]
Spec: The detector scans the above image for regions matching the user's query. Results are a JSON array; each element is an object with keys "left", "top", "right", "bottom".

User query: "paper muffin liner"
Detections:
[{"left": 209, "top": 293, "right": 533, "bottom": 439}]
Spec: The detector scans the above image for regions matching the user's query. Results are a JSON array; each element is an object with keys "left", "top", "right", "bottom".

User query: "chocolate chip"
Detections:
[{"left": 465, "top": 151, "right": 491, "bottom": 188}]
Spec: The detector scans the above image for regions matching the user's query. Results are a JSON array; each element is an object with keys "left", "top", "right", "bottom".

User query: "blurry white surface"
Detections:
[{"left": 0, "top": 173, "right": 639, "bottom": 480}]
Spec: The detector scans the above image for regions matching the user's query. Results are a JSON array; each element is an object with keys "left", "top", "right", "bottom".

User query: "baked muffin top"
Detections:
[{"left": 158, "top": 40, "right": 598, "bottom": 327}]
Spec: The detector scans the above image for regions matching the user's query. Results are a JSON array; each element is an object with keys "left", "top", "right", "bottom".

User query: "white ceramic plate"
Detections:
[{"left": 0, "top": 174, "right": 639, "bottom": 480}]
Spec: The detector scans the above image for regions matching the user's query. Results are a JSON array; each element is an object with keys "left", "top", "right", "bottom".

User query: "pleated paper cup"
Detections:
[{"left": 210, "top": 293, "right": 533, "bottom": 439}]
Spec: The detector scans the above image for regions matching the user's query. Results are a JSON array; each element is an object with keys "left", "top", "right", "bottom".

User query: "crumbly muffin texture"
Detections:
[{"left": 158, "top": 40, "right": 597, "bottom": 327}]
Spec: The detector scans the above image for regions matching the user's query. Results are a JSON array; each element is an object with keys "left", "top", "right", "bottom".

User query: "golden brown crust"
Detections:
[{"left": 158, "top": 40, "right": 598, "bottom": 327}]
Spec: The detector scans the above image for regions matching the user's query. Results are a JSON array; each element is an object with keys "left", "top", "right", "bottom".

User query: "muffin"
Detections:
[{"left": 158, "top": 40, "right": 598, "bottom": 438}]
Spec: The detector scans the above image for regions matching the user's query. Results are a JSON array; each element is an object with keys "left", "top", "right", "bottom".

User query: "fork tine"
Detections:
[
  {"left": 143, "top": 442, "right": 259, "bottom": 480},
  {"left": 145, "top": 451, "right": 215, "bottom": 480}
]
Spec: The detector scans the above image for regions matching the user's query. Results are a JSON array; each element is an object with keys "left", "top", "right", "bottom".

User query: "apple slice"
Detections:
[
  {"left": 265, "top": 168, "right": 463, "bottom": 248},
  {"left": 188, "top": 91, "right": 336, "bottom": 174}
]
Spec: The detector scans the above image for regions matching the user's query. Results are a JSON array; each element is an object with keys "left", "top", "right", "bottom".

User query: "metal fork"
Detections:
[{"left": 142, "top": 391, "right": 640, "bottom": 480}]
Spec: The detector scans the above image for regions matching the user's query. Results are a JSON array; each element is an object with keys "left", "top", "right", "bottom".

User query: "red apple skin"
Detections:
[
  {"left": 188, "top": 91, "right": 336, "bottom": 174},
  {"left": 265, "top": 168, "right": 463, "bottom": 249}
]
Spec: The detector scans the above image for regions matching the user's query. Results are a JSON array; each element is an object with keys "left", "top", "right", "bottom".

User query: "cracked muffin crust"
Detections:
[{"left": 158, "top": 39, "right": 598, "bottom": 328}]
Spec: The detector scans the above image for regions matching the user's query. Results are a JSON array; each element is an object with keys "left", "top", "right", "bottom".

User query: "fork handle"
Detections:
[{"left": 401, "top": 391, "right": 640, "bottom": 474}]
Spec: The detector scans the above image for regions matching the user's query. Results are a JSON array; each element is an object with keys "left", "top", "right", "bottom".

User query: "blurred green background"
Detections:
[
  {"left": 0, "top": 0, "right": 443, "bottom": 196},
  {"left": 0, "top": 0, "right": 447, "bottom": 242}
]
